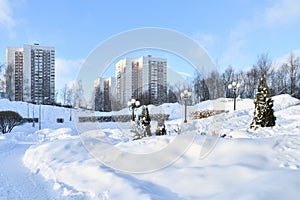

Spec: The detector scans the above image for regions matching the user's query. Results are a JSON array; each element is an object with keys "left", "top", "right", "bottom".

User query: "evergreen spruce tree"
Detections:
[
  {"left": 250, "top": 75, "right": 276, "bottom": 129},
  {"left": 138, "top": 106, "right": 152, "bottom": 137}
]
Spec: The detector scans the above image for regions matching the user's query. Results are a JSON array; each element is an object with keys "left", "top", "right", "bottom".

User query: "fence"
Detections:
[{"left": 78, "top": 114, "right": 170, "bottom": 123}]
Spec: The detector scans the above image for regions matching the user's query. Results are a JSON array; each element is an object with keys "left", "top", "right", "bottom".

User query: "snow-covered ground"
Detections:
[{"left": 1, "top": 94, "right": 300, "bottom": 199}]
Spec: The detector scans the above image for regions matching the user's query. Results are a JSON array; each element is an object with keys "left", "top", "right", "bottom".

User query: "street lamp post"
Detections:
[
  {"left": 180, "top": 89, "right": 192, "bottom": 123},
  {"left": 228, "top": 81, "right": 240, "bottom": 110},
  {"left": 32, "top": 104, "right": 35, "bottom": 127},
  {"left": 128, "top": 98, "right": 140, "bottom": 121},
  {"left": 27, "top": 103, "right": 29, "bottom": 118},
  {"left": 69, "top": 108, "right": 72, "bottom": 121},
  {"left": 39, "top": 97, "right": 49, "bottom": 130},
  {"left": 39, "top": 103, "right": 41, "bottom": 130}
]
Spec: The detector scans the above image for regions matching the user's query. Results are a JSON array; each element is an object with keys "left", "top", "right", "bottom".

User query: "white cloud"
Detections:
[
  {"left": 222, "top": 39, "right": 249, "bottom": 69},
  {"left": 0, "top": 0, "right": 15, "bottom": 29},
  {"left": 230, "top": 0, "right": 300, "bottom": 38},
  {"left": 192, "top": 32, "right": 218, "bottom": 49},
  {"left": 55, "top": 58, "right": 84, "bottom": 91},
  {"left": 273, "top": 50, "right": 300, "bottom": 69},
  {"left": 167, "top": 66, "right": 190, "bottom": 86},
  {"left": 220, "top": 0, "right": 300, "bottom": 70},
  {"left": 177, "top": 71, "right": 193, "bottom": 78},
  {"left": 264, "top": 0, "right": 300, "bottom": 26}
]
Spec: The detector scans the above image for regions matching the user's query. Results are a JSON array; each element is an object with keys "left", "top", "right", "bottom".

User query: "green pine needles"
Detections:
[{"left": 250, "top": 75, "right": 276, "bottom": 129}]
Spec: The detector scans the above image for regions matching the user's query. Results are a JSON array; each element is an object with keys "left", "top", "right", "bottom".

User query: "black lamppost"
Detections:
[
  {"left": 39, "top": 103, "right": 41, "bottom": 130},
  {"left": 39, "top": 97, "right": 49, "bottom": 130},
  {"left": 69, "top": 108, "right": 72, "bottom": 121},
  {"left": 128, "top": 98, "right": 140, "bottom": 121},
  {"left": 32, "top": 104, "right": 35, "bottom": 127},
  {"left": 180, "top": 89, "right": 192, "bottom": 123},
  {"left": 228, "top": 81, "right": 240, "bottom": 110},
  {"left": 27, "top": 103, "right": 29, "bottom": 118}
]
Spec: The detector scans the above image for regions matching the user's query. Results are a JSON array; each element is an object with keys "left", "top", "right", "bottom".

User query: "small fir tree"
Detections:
[
  {"left": 250, "top": 75, "right": 276, "bottom": 129},
  {"left": 141, "top": 106, "right": 151, "bottom": 137}
]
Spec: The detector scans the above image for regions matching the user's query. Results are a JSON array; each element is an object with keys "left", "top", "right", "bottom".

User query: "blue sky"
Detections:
[{"left": 1, "top": 0, "right": 300, "bottom": 93}]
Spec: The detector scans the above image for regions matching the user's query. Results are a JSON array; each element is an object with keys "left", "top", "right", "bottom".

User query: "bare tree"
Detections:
[
  {"left": 167, "top": 87, "right": 178, "bottom": 103},
  {"left": 275, "top": 68, "right": 288, "bottom": 95},
  {"left": 0, "top": 63, "right": 5, "bottom": 93},
  {"left": 256, "top": 53, "right": 272, "bottom": 78},
  {"left": 206, "top": 70, "right": 223, "bottom": 99},
  {"left": 66, "top": 86, "right": 73, "bottom": 106},
  {"left": 60, "top": 84, "right": 68, "bottom": 105},
  {"left": 268, "top": 68, "right": 277, "bottom": 96},
  {"left": 193, "top": 73, "right": 209, "bottom": 102},
  {"left": 283, "top": 53, "right": 299, "bottom": 96},
  {"left": 0, "top": 111, "right": 25, "bottom": 134},
  {"left": 193, "top": 73, "right": 202, "bottom": 102},
  {"left": 59, "top": 84, "right": 74, "bottom": 106},
  {"left": 222, "top": 66, "right": 235, "bottom": 98},
  {"left": 0, "top": 63, "right": 4, "bottom": 74},
  {"left": 5, "top": 63, "right": 14, "bottom": 100},
  {"left": 72, "top": 80, "right": 86, "bottom": 108},
  {"left": 297, "top": 73, "right": 300, "bottom": 98},
  {"left": 236, "top": 71, "right": 245, "bottom": 98},
  {"left": 168, "top": 82, "right": 184, "bottom": 103},
  {"left": 243, "top": 66, "right": 259, "bottom": 99}
]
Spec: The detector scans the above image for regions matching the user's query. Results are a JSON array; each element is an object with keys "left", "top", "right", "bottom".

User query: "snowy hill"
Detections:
[{"left": 1, "top": 94, "right": 300, "bottom": 199}]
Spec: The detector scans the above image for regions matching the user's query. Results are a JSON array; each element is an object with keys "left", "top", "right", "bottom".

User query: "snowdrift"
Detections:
[{"left": 0, "top": 94, "right": 300, "bottom": 199}]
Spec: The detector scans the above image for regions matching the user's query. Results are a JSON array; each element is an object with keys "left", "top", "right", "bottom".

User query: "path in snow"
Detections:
[{"left": 0, "top": 141, "right": 60, "bottom": 200}]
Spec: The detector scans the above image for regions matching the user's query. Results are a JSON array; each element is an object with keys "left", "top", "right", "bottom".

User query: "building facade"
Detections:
[
  {"left": 94, "top": 77, "right": 115, "bottom": 111},
  {"left": 6, "top": 44, "right": 55, "bottom": 104},
  {"left": 5, "top": 47, "right": 24, "bottom": 101},
  {"left": 116, "top": 55, "right": 167, "bottom": 107},
  {"left": 115, "top": 58, "right": 136, "bottom": 107}
]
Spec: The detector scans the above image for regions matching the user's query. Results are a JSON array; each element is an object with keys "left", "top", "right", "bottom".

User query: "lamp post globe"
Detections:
[
  {"left": 128, "top": 98, "right": 140, "bottom": 122},
  {"left": 228, "top": 82, "right": 240, "bottom": 111},
  {"left": 181, "top": 90, "right": 192, "bottom": 123}
]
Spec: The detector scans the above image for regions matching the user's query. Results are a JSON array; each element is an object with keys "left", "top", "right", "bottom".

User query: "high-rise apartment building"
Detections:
[
  {"left": 6, "top": 44, "right": 55, "bottom": 104},
  {"left": 115, "top": 58, "right": 136, "bottom": 107},
  {"left": 116, "top": 55, "right": 167, "bottom": 107},
  {"left": 94, "top": 77, "right": 115, "bottom": 111},
  {"left": 5, "top": 47, "right": 24, "bottom": 101}
]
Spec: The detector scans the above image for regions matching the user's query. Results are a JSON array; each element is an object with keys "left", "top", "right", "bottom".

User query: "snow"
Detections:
[
  {"left": 0, "top": 94, "right": 300, "bottom": 199},
  {"left": 0, "top": 131, "right": 68, "bottom": 200}
]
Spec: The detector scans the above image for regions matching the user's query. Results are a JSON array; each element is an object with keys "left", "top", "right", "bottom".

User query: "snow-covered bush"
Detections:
[
  {"left": 140, "top": 106, "right": 151, "bottom": 137},
  {"left": 0, "top": 111, "right": 25, "bottom": 134},
  {"left": 156, "top": 117, "right": 167, "bottom": 136},
  {"left": 250, "top": 76, "right": 276, "bottom": 129}
]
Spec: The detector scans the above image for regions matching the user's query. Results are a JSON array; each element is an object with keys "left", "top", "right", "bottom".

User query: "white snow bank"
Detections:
[
  {"left": 24, "top": 132, "right": 167, "bottom": 199},
  {"left": 272, "top": 94, "right": 300, "bottom": 111},
  {"left": 0, "top": 99, "right": 74, "bottom": 125},
  {"left": 22, "top": 94, "right": 300, "bottom": 199},
  {"left": 23, "top": 130, "right": 300, "bottom": 199},
  {"left": 220, "top": 95, "right": 300, "bottom": 139}
]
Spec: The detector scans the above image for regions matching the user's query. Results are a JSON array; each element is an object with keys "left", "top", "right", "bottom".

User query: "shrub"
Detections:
[
  {"left": 56, "top": 118, "right": 64, "bottom": 123},
  {"left": 0, "top": 111, "right": 25, "bottom": 134},
  {"left": 190, "top": 110, "right": 227, "bottom": 120}
]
